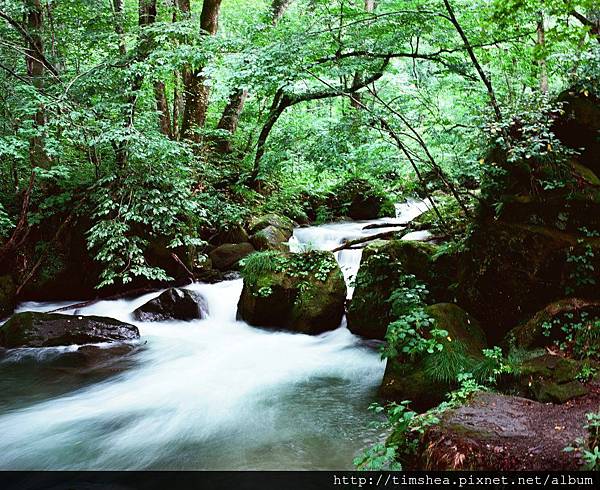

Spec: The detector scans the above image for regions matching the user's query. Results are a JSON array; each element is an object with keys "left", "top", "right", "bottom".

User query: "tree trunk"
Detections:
[
  {"left": 537, "top": 11, "right": 548, "bottom": 94},
  {"left": 181, "top": 0, "right": 223, "bottom": 142},
  {"left": 213, "top": 0, "right": 292, "bottom": 153},
  {"left": 171, "top": 0, "right": 191, "bottom": 140},
  {"left": 25, "top": 0, "right": 50, "bottom": 169},
  {"left": 214, "top": 88, "right": 248, "bottom": 153}
]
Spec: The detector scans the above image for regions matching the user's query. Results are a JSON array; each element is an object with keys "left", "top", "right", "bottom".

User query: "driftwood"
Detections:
[
  {"left": 362, "top": 222, "right": 408, "bottom": 230},
  {"left": 331, "top": 230, "right": 400, "bottom": 253}
]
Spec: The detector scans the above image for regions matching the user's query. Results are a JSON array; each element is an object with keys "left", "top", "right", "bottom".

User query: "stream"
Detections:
[{"left": 0, "top": 200, "right": 430, "bottom": 470}]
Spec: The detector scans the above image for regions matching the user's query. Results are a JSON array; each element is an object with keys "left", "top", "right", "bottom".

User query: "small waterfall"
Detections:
[{"left": 291, "top": 198, "right": 432, "bottom": 296}]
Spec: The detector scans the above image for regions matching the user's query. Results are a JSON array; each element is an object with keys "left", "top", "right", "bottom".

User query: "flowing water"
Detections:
[{"left": 0, "top": 201, "right": 429, "bottom": 470}]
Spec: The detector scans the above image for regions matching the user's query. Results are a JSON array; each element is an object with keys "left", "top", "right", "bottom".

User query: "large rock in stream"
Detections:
[
  {"left": 237, "top": 250, "right": 346, "bottom": 334},
  {"left": 209, "top": 242, "right": 255, "bottom": 271},
  {"left": 0, "top": 311, "right": 140, "bottom": 348},
  {"left": 347, "top": 239, "right": 451, "bottom": 340},
  {"left": 132, "top": 288, "right": 207, "bottom": 322}
]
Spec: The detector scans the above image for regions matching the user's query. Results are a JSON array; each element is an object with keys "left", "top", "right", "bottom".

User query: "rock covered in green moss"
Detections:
[
  {"left": 0, "top": 275, "right": 16, "bottom": 319},
  {"left": 508, "top": 298, "right": 600, "bottom": 353},
  {"left": 329, "top": 178, "right": 395, "bottom": 220},
  {"left": 248, "top": 213, "right": 294, "bottom": 238},
  {"left": 516, "top": 354, "right": 589, "bottom": 403},
  {"left": 0, "top": 311, "right": 140, "bottom": 348},
  {"left": 250, "top": 225, "right": 290, "bottom": 252},
  {"left": 457, "top": 220, "right": 600, "bottom": 342},
  {"left": 347, "top": 239, "right": 440, "bottom": 340},
  {"left": 237, "top": 251, "right": 346, "bottom": 334},
  {"left": 379, "top": 303, "right": 486, "bottom": 412}
]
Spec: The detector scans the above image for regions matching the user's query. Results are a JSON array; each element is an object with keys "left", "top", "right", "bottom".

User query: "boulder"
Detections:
[
  {"left": 0, "top": 275, "right": 16, "bottom": 319},
  {"left": 417, "top": 390, "right": 600, "bottom": 470},
  {"left": 508, "top": 298, "right": 600, "bottom": 353},
  {"left": 237, "top": 251, "right": 346, "bottom": 334},
  {"left": 347, "top": 240, "right": 440, "bottom": 340},
  {"left": 516, "top": 354, "right": 589, "bottom": 403},
  {"left": 457, "top": 220, "right": 600, "bottom": 342},
  {"left": 0, "top": 312, "right": 140, "bottom": 348},
  {"left": 132, "top": 288, "right": 207, "bottom": 322},
  {"left": 379, "top": 303, "right": 486, "bottom": 412},
  {"left": 209, "top": 242, "right": 255, "bottom": 271},
  {"left": 249, "top": 225, "right": 290, "bottom": 252},
  {"left": 330, "top": 178, "right": 395, "bottom": 220},
  {"left": 248, "top": 213, "right": 294, "bottom": 238},
  {"left": 211, "top": 224, "right": 249, "bottom": 246}
]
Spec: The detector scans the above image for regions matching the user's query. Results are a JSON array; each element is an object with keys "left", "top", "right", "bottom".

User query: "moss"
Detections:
[
  {"left": 379, "top": 303, "right": 487, "bottom": 412},
  {"left": 347, "top": 240, "right": 440, "bottom": 340},
  {"left": 248, "top": 213, "right": 294, "bottom": 237},
  {"left": 249, "top": 225, "right": 290, "bottom": 252},
  {"left": 238, "top": 250, "right": 346, "bottom": 334}
]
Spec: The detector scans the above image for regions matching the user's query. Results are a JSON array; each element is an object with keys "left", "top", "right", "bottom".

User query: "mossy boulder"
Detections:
[
  {"left": 457, "top": 220, "right": 600, "bottom": 342},
  {"left": 0, "top": 275, "right": 16, "bottom": 319},
  {"left": 508, "top": 298, "right": 600, "bottom": 352},
  {"left": 0, "top": 311, "right": 140, "bottom": 348},
  {"left": 209, "top": 242, "right": 255, "bottom": 271},
  {"left": 237, "top": 251, "right": 346, "bottom": 334},
  {"left": 249, "top": 225, "right": 290, "bottom": 252},
  {"left": 248, "top": 213, "right": 294, "bottom": 238},
  {"left": 515, "top": 354, "right": 590, "bottom": 403},
  {"left": 379, "top": 303, "right": 486, "bottom": 412},
  {"left": 132, "top": 288, "right": 207, "bottom": 322},
  {"left": 347, "top": 240, "right": 444, "bottom": 340}
]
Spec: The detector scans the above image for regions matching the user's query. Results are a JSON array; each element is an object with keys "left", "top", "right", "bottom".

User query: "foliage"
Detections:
[
  {"left": 565, "top": 411, "right": 600, "bottom": 470},
  {"left": 541, "top": 310, "right": 600, "bottom": 361}
]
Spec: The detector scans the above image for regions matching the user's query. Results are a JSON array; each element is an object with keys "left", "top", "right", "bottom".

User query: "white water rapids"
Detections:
[{"left": 0, "top": 200, "right": 430, "bottom": 469}]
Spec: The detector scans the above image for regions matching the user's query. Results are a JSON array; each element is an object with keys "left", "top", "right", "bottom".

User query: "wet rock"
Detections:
[
  {"left": 330, "top": 178, "right": 395, "bottom": 220},
  {"left": 0, "top": 312, "right": 140, "bottom": 348},
  {"left": 416, "top": 390, "right": 600, "bottom": 470},
  {"left": 209, "top": 242, "right": 255, "bottom": 271},
  {"left": 249, "top": 225, "right": 290, "bottom": 252},
  {"left": 132, "top": 288, "right": 207, "bottom": 322},
  {"left": 379, "top": 303, "right": 486, "bottom": 411},
  {"left": 347, "top": 240, "right": 440, "bottom": 340},
  {"left": 237, "top": 251, "right": 346, "bottom": 334},
  {"left": 0, "top": 275, "right": 16, "bottom": 319}
]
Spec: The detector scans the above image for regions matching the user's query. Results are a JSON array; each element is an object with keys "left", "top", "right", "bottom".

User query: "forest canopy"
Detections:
[{"left": 0, "top": 0, "right": 598, "bottom": 290}]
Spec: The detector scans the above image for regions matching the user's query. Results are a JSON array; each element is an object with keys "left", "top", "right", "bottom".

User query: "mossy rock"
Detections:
[
  {"left": 248, "top": 213, "right": 294, "bottom": 238},
  {"left": 237, "top": 251, "right": 346, "bottom": 334},
  {"left": 0, "top": 275, "right": 16, "bottom": 319},
  {"left": 249, "top": 225, "right": 290, "bottom": 252},
  {"left": 457, "top": 220, "right": 600, "bottom": 342},
  {"left": 347, "top": 239, "right": 441, "bottom": 340},
  {"left": 508, "top": 298, "right": 600, "bottom": 352},
  {"left": 379, "top": 303, "right": 486, "bottom": 412},
  {"left": 516, "top": 354, "right": 590, "bottom": 403}
]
